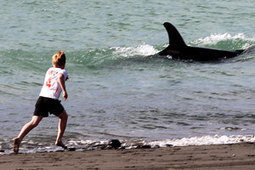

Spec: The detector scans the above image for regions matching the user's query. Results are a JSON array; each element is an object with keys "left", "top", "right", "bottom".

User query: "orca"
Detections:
[{"left": 158, "top": 22, "right": 253, "bottom": 61}]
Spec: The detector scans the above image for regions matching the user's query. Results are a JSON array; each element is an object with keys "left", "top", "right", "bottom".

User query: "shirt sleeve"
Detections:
[{"left": 62, "top": 70, "right": 68, "bottom": 80}]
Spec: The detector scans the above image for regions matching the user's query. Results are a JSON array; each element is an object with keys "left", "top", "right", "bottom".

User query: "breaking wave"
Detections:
[{"left": 190, "top": 33, "right": 255, "bottom": 50}]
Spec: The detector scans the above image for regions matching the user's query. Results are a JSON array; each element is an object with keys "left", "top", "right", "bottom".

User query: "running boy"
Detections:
[{"left": 13, "top": 51, "right": 69, "bottom": 153}]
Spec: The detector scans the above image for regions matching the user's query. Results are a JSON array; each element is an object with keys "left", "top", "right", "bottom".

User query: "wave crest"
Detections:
[
  {"left": 191, "top": 33, "right": 255, "bottom": 50},
  {"left": 111, "top": 44, "right": 159, "bottom": 57}
]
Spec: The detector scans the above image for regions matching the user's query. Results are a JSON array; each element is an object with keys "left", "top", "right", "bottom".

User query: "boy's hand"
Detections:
[{"left": 63, "top": 91, "right": 68, "bottom": 100}]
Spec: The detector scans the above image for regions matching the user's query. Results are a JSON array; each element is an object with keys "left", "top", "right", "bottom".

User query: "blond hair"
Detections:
[{"left": 52, "top": 51, "right": 66, "bottom": 68}]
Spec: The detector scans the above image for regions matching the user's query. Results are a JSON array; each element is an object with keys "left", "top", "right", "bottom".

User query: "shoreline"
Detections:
[{"left": 1, "top": 142, "right": 255, "bottom": 169}]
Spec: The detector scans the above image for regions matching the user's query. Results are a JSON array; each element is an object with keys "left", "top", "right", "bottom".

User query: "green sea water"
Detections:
[{"left": 1, "top": 0, "right": 255, "bottom": 154}]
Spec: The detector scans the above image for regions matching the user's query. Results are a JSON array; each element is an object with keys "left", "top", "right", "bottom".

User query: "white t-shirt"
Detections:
[{"left": 39, "top": 67, "right": 68, "bottom": 99}]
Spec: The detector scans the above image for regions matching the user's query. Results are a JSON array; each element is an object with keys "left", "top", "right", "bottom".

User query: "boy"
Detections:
[{"left": 13, "top": 51, "right": 69, "bottom": 153}]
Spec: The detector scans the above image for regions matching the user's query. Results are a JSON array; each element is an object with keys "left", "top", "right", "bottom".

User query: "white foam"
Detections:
[
  {"left": 1, "top": 135, "right": 255, "bottom": 155},
  {"left": 68, "top": 139, "right": 97, "bottom": 145},
  {"left": 192, "top": 33, "right": 255, "bottom": 49},
  {"left": 147, "top": 135, "right": 255, "bottom": 147},
  {"left": 112, "top": 44, "right": 159, "bottom": 57}
]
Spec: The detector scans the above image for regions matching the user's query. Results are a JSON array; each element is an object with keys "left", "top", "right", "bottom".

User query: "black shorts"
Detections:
[{"left": 34, "top": 96, "right": 65, "bottom": 117}]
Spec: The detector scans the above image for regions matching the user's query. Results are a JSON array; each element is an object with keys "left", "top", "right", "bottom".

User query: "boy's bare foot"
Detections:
[
  {"left": 55, "top": 141, "right": 67, "bottom": 149},
  {"left": 13, "top": 138, "right": 21, "bottom": 154}
]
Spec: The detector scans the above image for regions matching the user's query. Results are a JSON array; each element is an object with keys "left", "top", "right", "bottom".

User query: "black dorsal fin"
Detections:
[{"left": 163, "top": 22, "right": 187, "bottom": 49}]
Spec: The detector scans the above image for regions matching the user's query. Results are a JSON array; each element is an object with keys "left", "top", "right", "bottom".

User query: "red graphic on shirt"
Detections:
[
  {"left": 49, "top": 70, "right": 57, "bottom": 75},
  {"left": 46, "top": 77, "right": 52, "bottom": 88},
  {"left": 45, "top": 70, "right": 57, "bottom": 88}
]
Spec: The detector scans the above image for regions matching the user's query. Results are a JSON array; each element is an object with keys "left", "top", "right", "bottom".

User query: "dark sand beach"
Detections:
[{"left": 1, "top": 143, "right": 255, "bottom": 169}]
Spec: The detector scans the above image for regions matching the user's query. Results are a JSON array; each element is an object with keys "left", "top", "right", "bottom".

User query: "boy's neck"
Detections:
[{"left": 53, "top": 65, "right": 65, "bottom": 69}]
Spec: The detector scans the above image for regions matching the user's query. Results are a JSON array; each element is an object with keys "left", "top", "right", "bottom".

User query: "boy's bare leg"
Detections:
[
  {"left": 13, "top": 116, "right": 43, "bottom": 153},
  {"left": 55, "top": 110, "right": 68, "bottom": 149}
]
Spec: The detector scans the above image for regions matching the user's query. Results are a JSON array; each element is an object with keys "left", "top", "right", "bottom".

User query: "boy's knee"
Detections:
[
  {"left": 30, "top": 120, "right": 40, "bottom": 127},
  {"left": 30, "top": 117, "right": 42, "bottom": 127},
  {"left": 59, "top": 111, "right": 68, "bottom": 120}
]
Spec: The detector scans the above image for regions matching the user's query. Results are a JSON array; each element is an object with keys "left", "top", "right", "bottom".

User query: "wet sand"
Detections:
[{"left": 1, "top": 142, "right": 255, "bottom": 169}]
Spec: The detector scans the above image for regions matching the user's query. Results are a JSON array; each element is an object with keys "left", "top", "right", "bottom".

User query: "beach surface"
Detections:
[{"left": 1, "top": 143, "right": 255, "bottom": 170}]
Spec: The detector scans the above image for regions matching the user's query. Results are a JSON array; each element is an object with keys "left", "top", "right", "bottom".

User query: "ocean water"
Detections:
[{"left": 1, "top": 0, "right": 255, "bottom": 154}]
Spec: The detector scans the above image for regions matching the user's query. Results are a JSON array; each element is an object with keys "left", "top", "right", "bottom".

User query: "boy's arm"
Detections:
[{"left": 58, "top": 73, "right": 68, "bottom": 100}]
